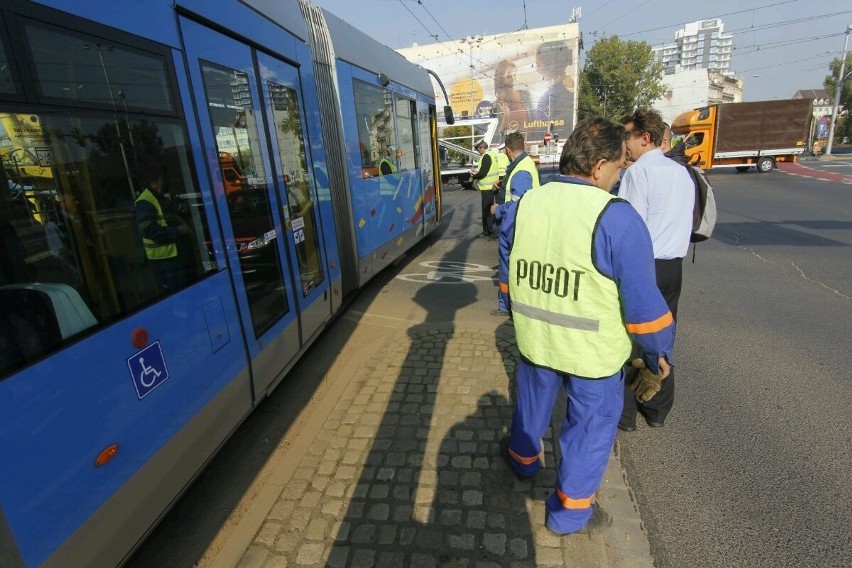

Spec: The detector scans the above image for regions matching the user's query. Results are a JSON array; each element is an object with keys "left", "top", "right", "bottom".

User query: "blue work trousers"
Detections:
[{"left": 508, "top": 358, "right": 624, "bottom": 533}]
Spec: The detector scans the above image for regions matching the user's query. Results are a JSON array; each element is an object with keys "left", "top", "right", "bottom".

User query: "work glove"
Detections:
[{"left": 628, "top": 358, "right": 666, "bottom": 403}]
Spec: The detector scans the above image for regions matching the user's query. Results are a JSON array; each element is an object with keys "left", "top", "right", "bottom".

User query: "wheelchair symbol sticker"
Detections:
[{"left": 127, "top": 341, "right": 170, "bottom": 399}]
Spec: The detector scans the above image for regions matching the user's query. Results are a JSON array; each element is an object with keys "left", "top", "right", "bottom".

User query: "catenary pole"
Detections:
[{"left": 826, "top": 24, "right": 852, "bottom": 156}]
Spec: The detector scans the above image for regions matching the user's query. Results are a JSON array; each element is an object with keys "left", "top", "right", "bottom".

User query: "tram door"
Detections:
[{"left": 180, "top": 19, "right": 329, "bottom": 397}]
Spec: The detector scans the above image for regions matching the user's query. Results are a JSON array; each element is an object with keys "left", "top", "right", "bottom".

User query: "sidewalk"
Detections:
[{"left": 211, "top": 299, "right": 655, "bottom": 567}]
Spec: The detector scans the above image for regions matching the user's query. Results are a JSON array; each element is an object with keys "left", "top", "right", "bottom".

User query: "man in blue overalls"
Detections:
[{"left": 498, "top": 118, "right": 675, "bottom": 535}]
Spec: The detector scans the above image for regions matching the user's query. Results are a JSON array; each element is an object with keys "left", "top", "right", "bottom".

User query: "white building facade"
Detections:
[
  {"left": 653, "top": 19, "right": 734, "bottom": 76},
  {"left": 654, "top": 69, "right": 743, "bottom": 125},
  {"left": 793, "top": 89, "right": 834, "bottom": 147}
]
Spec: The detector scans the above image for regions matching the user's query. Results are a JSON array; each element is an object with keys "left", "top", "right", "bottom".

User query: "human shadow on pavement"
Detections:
[{"left": 325, "top": 270, "right": 538, "bottom": 565}]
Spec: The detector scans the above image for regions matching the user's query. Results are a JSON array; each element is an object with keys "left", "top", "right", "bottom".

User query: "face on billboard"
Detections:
[{"left": 402, "top": 26, "right": 579, "bottom": 141}]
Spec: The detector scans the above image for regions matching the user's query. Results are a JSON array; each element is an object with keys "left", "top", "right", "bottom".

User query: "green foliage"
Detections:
[
  {"left": 824, "top": 53, "right": 852, "bottom": 143},
  {"left": 440, "top": 125, "right": 476, "bottom": 163},
  {"left": 824, "top": 53, "right": 852, "bottom": 110},
  {"left": 578, "top": 36, "right": 665, "bottom": 123}
]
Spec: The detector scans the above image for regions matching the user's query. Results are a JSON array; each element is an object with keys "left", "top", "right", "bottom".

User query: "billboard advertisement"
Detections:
[{"left": 398, "top": 23, "right": 580, "bottom": 147}]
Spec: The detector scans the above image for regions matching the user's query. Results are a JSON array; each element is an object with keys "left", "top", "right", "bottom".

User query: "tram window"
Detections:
[
  {"left": 0, "top": 38, "right": 16, "bottom": 95},
  {"left": 353, "top": 80, "right": 395, "bottom": 174},
  {"left": 0, "top": 110, "right": 215, "bottom": 379},
  {"left": 267, "top": 81, "right": 324, "bottom": 296},
  {"left": 23, "top": 22, "right": 175, "bottom": 112},
  {"left": 395, "top": 97, "right": 417, "bottom": 172},
  {"left": 200, "top": 62, "right": 289, "bottom": 338}
]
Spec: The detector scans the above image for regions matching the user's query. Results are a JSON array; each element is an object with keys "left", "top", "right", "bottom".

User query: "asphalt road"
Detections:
[{"left": 618, "top": 167, "right": 852, "bottom": 567}]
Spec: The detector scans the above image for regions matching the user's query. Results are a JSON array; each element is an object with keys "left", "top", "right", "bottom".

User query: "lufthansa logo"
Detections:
[{"left": 515, "top": 259, "right": 584, "bottom": 301}]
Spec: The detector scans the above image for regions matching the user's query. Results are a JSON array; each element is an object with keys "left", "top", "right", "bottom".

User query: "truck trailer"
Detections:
[{"left": 671, "top": 99, "right": 811, "bottom": 173}]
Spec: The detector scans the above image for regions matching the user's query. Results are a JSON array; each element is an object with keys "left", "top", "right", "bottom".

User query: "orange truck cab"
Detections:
[
  {"left": 671, "top": 99, "right": 811, "bottom": 173},
  {"left": 218, "top": 151, "right": 247, "bottom": 193}
]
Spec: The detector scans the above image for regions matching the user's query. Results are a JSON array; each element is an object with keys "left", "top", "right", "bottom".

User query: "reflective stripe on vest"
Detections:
[
  {"left": 504, "top": 155, "right": 540, "bottom": 203},
  {"left": 509, "top": 181, "right": 631, "bottom": 377},
  {"left": 135, "top": 188, "right": 177, "bottom": 260},
  {"left": 476, "top": 149, "right": 500, "bottom": 190}
]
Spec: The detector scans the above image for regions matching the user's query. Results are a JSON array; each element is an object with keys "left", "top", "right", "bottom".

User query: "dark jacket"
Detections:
[{"left": 664, "top": 143, "right": 691, "bottom": 166}]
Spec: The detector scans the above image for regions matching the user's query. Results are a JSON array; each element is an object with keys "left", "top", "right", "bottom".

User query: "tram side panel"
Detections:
[
  {"left": 0, "top": 8, "right": 256, "bottom": 568},
  {"left": 0, "top": 1, "right": 437, "bottom": 566},
  {"left": 335, "top": 65, "right": 429, "bottom": 282}
]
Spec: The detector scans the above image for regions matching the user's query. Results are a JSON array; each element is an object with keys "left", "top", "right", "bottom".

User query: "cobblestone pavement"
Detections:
[{"left": 235, "top": 323, "right": 653, "bottom": 568}]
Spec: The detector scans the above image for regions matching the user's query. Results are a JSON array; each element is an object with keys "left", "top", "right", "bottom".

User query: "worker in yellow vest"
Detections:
[
  {"left": 491, "top": 141, "right": 511, "bottom": 199},
  {"left": 489, "top": 132, "right": 540, "bottom": 316},
  {"left": 497, "top": 118, "right": 674, "bottom": 536},
  {"left": 134, "top": 165, "right": 191, "bottom": 293},
  {"left": 470, "top": 140, "right": 499, "bottom": 238},
  {"left": 487, "top": 142, "right": 512, "bottom": 231},
  {"left": 378, "top": 145, "right": 399, "bottom": 176}
]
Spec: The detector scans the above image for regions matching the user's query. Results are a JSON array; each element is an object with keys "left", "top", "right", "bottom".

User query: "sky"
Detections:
[{"left": 311, "top": 0, "right": 852, "bottom": 102}]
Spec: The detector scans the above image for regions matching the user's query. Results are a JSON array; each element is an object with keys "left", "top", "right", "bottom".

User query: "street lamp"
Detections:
[{"left": 826, "top": 24, "right": 852, "bottom": 156}]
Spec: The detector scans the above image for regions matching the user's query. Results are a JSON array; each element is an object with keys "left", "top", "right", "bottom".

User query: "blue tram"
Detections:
[{"left": 0, "top": 0, "right": 444, "bottom": 565}]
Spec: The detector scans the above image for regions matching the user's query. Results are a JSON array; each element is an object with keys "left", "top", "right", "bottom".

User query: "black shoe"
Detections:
[
  {"left": 617, "top": 419, "right": 636, "bottom": 432},
  {"left": 645, "top": 418, "right": 665, "bottom": 428},
  {"left": 499, "top": 436, "right": 533, "bottom": 481},
  {"left": 490, "top": 309, "right": 510, "bottom": 317},
  {"left": 476, "top": 232, "right": 490, "bottom": 238},
  {"left": 546, "top": 502, "right": 612, "bottom": 536}
]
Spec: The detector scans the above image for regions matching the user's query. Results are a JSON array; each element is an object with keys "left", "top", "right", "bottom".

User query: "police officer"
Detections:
[
  {"left": 470, "top": 140, "right": 499, "bottom": 238},
  {"left": 490, "top": 132, "right": 539, "bottom": 316},
  {"left": 498, "top": 118, "right": 675, "bottom": 536}
]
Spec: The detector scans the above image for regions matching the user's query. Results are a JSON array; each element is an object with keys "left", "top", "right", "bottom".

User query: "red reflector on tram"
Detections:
[{"left": 95, "top": 444, "right": 119, "bottom": 467}]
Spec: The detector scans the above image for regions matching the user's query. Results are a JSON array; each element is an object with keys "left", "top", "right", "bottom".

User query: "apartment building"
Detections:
[{"left": 653, "top": 19, "right": 734, "bottom": 76}]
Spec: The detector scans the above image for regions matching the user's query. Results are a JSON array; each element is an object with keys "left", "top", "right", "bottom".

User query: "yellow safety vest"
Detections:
[
  {"left": 495, "top": 151, "right": 510, "bottom": 178},
  {"left": 476, "top": 149, "right": 500, "bottom": 191},
  {"left": 504, "top": 155, "right": 540, "bottom": 203},
  {"left": 379, "top": 157, "right": 397, "bottom": 175},
  {"left": 135, "top": 188, "right": 177, "bottom": 260},
  {"left": 509, "top": 181, "right": 631, "bottom": 377}
]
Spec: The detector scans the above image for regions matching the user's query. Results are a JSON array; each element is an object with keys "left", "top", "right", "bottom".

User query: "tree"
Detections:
[
  {"left": 824, "top": 52, "right": 852, "bottom": 143},
  {"left": 578, "top": 36, "right": 665, "bottom": 123},
  {"left": 439, "top": 125, "right": 476, "bottom": 164}
]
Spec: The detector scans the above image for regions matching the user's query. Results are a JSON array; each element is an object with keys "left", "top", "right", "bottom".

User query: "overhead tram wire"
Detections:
[
  {"left": 412, "top": 0, "right": 497, "bottom": 84},
  {"left": 644, "top": 29, "right": 846, "bottom": 55},
  {"left": 613, "top": 0, "right": 804, "bottom": 39},
  {"left": 735, "top": 31, "right": 847, "bottom": 55},
  {"left": 738, "top": 52, "right": 842, "bottom": 74},
  {"left": 727, "top": 10, "right": 852, "bottom": 35},
  {"left": 417, "top": 0, "right": 456, "bottom": 50},
  {"left": 595, "top": 0, "right": 655, "bottom": 32},
  {"left": 395, "top": 0, "right": 480, "bottom": 79},
  {"left": 583, "top": 0, "right": 623, "bottom": 20}
]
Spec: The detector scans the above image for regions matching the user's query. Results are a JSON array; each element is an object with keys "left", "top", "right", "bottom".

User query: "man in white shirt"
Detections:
[{"left": 617, "top": 108, "right": 694, "bottom": 431}]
